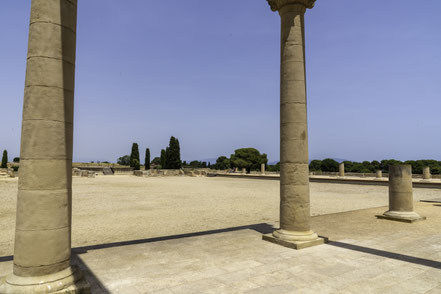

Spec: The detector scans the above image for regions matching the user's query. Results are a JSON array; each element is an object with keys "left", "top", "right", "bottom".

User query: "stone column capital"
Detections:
[{"left": 267, "top": 0, "right": 316, "bottom": 12}]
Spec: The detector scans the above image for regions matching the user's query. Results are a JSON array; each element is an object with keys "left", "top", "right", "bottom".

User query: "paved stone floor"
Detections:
[{"left": 2, "top": 202, "right": 440, "bottom": 293}]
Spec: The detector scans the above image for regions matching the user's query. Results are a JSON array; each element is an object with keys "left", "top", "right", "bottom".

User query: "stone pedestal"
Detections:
[
  {"left": 242, "top": 168, "right": 247, "bottom": 174},
  {"left": 376, "top": 165, "right": 425, "bottom": 223},
  {"left": 0, "top": 0, "right": 90, "bottom": 293},
  {"left": 376, "top": 170, "right": 383, "bottom": 178},
  {"left": 339, "top": 163, "right": 345, "bottom": 177},
  {"left": 423, "top": 166, "right": 431, "bottom": 180},
  {"left": 261, "top": 163, "right": 266, "bottom": 175},
  {"left": 263, "top": 0, "right": 325, "bottom": 249}
]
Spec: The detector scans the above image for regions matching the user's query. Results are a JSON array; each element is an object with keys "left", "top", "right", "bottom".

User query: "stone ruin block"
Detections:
[
  {"left": 103, "top": 167, "right": 114, "bottom": 175},
  {"left": 134, "top": 170, "right": 144, "bottom": 177}
]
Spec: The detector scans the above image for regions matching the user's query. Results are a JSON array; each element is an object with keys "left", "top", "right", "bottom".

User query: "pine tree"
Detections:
[
  {"left": 1, "top": 150, "right": 7, "bottom": 168},
  {"left": 130, "top": 143, "right": 140, "bottom": 168},
  {"left": 145, "top": 148, "right": 151, "bottom": 170},
  {"left": 160, "top": 149, "right": 166, "bottom": 169}
]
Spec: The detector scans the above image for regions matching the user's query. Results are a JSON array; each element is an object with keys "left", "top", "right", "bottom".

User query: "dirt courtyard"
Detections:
[{"left": 1, "top": 175, "right": 440, "bottom": 257}]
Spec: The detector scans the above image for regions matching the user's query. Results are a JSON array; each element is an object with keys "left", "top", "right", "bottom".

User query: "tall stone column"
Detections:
[
  {"left": 261, "top": 163, "right": 266, "bottom": 175},
  {"left": 0, "top": 0, "right": 89, "bottom": 293},
  {"left": 263, "top": 0, "right": 325, "bottom": 249}
]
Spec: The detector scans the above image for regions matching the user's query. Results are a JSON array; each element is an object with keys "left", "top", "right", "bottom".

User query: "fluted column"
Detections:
[
  {"left": 263, "top": 0, "right": 325, "bottom": 249},
  {"left": 0, "top": 0, "right": 89, "bottom": 293}
]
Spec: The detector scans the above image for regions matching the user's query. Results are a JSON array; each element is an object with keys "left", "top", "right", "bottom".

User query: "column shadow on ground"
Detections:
[
  {"left": 71, "top": 223, "right": 275, "bottom": 293},
  {"left": 1, "top": 223, "right": 275, "bottom": 293},
  {"left": 328, "top": 241, "right": 441, "bottom": 269},
  {"left": 72, "top": 223, "right": 275, "bottom": 254},
  {"left": 0, "top": 223, "right": 275, "bottom": 264},
  {"left": 72, "top": 254, "right": 111, "bottom": 294}
]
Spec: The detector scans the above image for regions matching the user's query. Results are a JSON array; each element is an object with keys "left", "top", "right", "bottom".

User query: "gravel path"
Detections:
[{"left": 0, "top": 176, "right": 440, "bottom": 256}]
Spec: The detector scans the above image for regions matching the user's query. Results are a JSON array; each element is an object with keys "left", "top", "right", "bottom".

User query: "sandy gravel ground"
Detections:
[{"left": 1, "top": 175, "right": 440, "bottom": 256}]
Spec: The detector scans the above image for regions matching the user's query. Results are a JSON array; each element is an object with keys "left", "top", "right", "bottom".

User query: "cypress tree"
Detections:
[
  {"left": 166, "top": 136, "right": 181, "bottom": 169},
  {"left": 160, "top": 149, "right": 166, "bottom": 169},
  {"left": 145, "top": 148, "right": 151, "bottom": 170},
  {"left": 1, "top": 150, "right": 7, "bottom": 168},
  {"left": 130, "top": 143, "right": 140, "bottom": 168},
  {"left": 133, "top": 159, "right": 140, "bottom": 171}
]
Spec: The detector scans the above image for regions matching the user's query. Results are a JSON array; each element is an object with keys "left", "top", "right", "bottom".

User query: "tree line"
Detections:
[
  {"left": 117, "top": 136, "right": 181, "bottom": 170},
  {"left": 117, "top": 142, "right": 270, "bottom": 173},
  {"left": 309, "top": 158, "right": 441, "bottom": 174}
]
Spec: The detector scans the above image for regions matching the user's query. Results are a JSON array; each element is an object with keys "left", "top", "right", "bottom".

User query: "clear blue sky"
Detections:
[{"left": 1, "top": 0, "right": 441, "bottom": 163}]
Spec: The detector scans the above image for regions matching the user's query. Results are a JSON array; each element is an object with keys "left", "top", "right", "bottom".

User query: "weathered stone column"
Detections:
[
  {"left": 376, "top": 165, "right": 425, "bottom": 223},
  {"left": 0, "top": 0, "right": 89, "bottom": 293},
  {"left": 423, "top": 166, "right": 431, "bottom": 180},
  {"left": 376, "top": 170, "right": 383, "bottom": 178},
  {"left": 339, "top": 163, "right": 345, "bottom": 177},
  {"left": 263, "top": 0, "right": 325, "bottom": 249},
  {"left": 261, "top": 163, "right": 266, "bottom": 175},
  {"left": 242, "top": 168, "right": 247, "bottom": 174}
]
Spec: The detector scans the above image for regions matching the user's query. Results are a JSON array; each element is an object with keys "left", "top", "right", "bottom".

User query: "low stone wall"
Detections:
[
  {"left": 310, "top": 171, "right": 441, "bottom": 179},
  {"left": 146, "top": 169, "right": 185, "bottom": 177},
  {"left": 112, "top": 167, "right": 134, "bottom": 174}
]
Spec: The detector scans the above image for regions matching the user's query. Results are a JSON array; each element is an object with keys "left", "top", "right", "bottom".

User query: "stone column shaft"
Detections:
[
  {"left": 261, "top": 163, "right": 266, "bottom": 175},
  {"left": 15, "top": 0, "right": 77, "bottom": 277},
  {"left": 279, "top": 5, "right": 310, "bottom": 234},
  {"left": 339, "top": 163, "right": 345, "bottom": 177},
  {"left": 377, "top": 165, "right": 424, "bottom": 222},
  {"left": 1, "top": 0, "right": 88, "bottom": 292},
  {"left": 267, "top": 0, "right": 320, "bottom": 244},
  {"left": 376, "top": 170, "right": 383, "bottom": 178},
  {"left": 423, "top": 166, "right": 431, "bottom": 180},
  {"left": 388, "top": 165, "right": 413, "bottom": 212}
]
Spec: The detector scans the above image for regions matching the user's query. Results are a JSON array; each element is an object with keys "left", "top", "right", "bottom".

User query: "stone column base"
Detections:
[
  {"left": 376, "top": 211, "right": 426, "bottom": 223},
  {"left": 263, "top": 233, "right": 328, "bottom": 250},
  {"left": 0, "top": 266, "right": 90, "bottom": 294}
]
